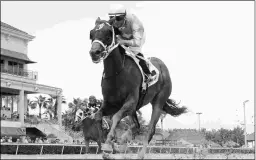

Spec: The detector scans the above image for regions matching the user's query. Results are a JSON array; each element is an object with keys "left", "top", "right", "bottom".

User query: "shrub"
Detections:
[
  {"left": 42, "top": 145, "right": 63, "bottom": 154},
  {"left": 17, "top": 145, "right": 41, "bottom": 155},
  {"left": 1, "top": 144, "right": 17, "bottom": 154}
]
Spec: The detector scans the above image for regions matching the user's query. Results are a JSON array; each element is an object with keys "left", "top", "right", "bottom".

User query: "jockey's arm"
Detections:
[{"left": 120, "top": 23, "right": 144, "bottom": 47}]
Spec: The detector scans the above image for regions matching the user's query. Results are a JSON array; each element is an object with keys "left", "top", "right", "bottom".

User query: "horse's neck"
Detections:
[{"left": 103, "top": 47, "right": 124, "bottom": 78}]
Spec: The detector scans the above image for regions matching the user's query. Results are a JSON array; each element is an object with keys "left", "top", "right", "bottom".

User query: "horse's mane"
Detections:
[{"left": 118, "top": 45, "right": 126, "bottom": 56}]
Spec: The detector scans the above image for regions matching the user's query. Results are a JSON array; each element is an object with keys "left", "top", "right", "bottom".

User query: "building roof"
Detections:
[
  {"left": 1, "top": 21, "right": 29, "bottom": 35},
  {"left": 247, "top": 132, "right": 255, "bottom": 141},
  {"left": 1, "top": 48, "right": 36, "bottom": 64},
  {"left": 166, "top": 129, "right": 206, "bottom": 145}
]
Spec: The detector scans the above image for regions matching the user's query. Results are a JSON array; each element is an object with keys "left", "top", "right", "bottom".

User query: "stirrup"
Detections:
[{"left": 144, "top": 75, "right": 151, "bottom": 84}]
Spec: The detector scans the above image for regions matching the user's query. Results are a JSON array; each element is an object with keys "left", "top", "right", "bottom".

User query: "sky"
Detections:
[{"left": 1, "top": 1, "right": 254, "bottom": 133}]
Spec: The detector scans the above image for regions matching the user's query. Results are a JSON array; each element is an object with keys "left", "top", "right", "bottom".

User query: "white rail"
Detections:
[{"left": 1, "top": 143, "right": 254, "bottom": 155}]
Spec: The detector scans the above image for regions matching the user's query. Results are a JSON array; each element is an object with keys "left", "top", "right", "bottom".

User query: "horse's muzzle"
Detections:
[{"left": 89, "top": 50, "right": 102, "bottom": 63}]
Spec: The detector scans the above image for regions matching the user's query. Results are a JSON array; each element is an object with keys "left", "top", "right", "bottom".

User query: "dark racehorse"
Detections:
[
  {"left": 89, "top": 17, "right": 188, "bottom": 159},
  {"left": 72, "top": 117, "right": 110, "bottom": 154}
]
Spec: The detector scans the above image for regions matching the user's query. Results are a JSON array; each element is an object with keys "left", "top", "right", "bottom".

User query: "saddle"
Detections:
[{"left": 120, "top": 45, "right": 160, "bottom": 91}]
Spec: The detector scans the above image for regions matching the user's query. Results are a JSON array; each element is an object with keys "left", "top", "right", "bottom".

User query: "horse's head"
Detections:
[
  {"left": 74, "top": 109, "right": 84, "bottom": 123},
  {"left": 89, "top": 17, "right": 120, "bottom": 63},
  {"left": 72, "top": 110, "right": 84, "bottom": 131}
]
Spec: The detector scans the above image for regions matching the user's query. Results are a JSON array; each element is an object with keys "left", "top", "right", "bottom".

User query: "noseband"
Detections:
[{"left": 91, "top": 23, "right": 119, "bottom": 63}]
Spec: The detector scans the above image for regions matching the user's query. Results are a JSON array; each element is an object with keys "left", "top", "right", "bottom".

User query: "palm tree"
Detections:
[
  {"left": 62, "top": 110, "right": 74, "bottom": 130},
  {"left": 46, "top": 95, "right": 67, "bottom": 119},
  {"left": 27, "top": 98, "right": 37, "bottom": 116},
  {"left": 33, "top": 95, "right": 48, "bottom": 118},
  {"left": 68, "top": 98, "right": 87, "bottom": 123},
  {"left": 2, "top": 95, "right": 18, "bottom": 113},
  {"left": 42, "top": 103, "right": 54, "bottom": 120}
]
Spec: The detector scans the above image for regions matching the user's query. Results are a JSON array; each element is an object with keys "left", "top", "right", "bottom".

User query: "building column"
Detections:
[
  {"left": 4, "top": 60, "right": 8, "bottom": 70},
  {"left": 11, "top": 96, "right": 14, "bottom": 113},
  {"left": 57, "top": 94, "right": 62, "bottom": 127},
  {"left": 0, "top": 95, "right": 2, "bottom": 107},
  {"left": 18, "top": 90, "right": 24, "bottom": 126},
  {"left": 4, "top": 96, "right": 8, "bottom": 108},
  {"left": 24, "top": 94, "right": 28, "bottom": 116}
]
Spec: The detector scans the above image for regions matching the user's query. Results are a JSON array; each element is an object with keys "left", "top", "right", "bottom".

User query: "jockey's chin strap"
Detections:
[{"left": 91, "top": 23, "right": 119, "bottom": 63}]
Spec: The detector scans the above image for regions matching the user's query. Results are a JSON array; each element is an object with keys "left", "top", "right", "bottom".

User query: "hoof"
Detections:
[
  {"left": 102, "top": 143, "right": 113, "bottom": 153},
  {"left": 119, "top": 144, "right": 127, "bottom": 153},
  {"left": 102, "top": 152, "right": 114, "bottom": 160},
  {"left": 137, "top": 152, "right": 145, "bottom": 159}
]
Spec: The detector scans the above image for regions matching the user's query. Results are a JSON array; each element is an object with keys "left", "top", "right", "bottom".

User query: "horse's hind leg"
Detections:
[
  {"left": 121, "top": 112, "right": 140, "bottom": 141},
  {"left": 131, "top": 111, "right": 141, "bottom": 138},
  {"left": 138, "top": 98, "right": 164, "bottom": 159},
  {"left": 119, "top": 112, "right": 140, "bottom": 153}
]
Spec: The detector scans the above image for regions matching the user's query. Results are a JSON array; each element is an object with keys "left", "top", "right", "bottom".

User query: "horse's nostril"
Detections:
[
  {"left": 90, "top": 50, "right": 101, "bottom": 56},
  {"left": 95, "top": 50, "right": 101, "bottom": 55}
]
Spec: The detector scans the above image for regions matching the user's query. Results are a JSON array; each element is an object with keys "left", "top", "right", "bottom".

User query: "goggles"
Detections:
[{"left": 109, "top": 14, "right": 125, "bottom": 21}]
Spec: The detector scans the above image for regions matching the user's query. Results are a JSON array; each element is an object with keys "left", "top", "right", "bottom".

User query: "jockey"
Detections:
[
  {"left": 88, "top": 95, "right": 99, "bottom": 113},
  {"left": 108, "top": 5, "right": 156, "bottom": 83}
]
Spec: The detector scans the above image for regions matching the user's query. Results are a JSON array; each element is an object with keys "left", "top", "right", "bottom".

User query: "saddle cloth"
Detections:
[{"left": 121, "top": 45, "right": 160, "bottom": 90}]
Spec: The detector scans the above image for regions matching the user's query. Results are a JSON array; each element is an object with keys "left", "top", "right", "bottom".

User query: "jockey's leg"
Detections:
[
  {"left": 136, "top": 53, "right": 156, "bottom": 83},
  {"left": 137, "top": 53, "right": 151, "bottom": 74}
]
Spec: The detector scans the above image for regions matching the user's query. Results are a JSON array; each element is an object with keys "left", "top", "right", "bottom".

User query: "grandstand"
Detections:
[{"left": 0, "top": 21, "right": 71, "bottom": 143}]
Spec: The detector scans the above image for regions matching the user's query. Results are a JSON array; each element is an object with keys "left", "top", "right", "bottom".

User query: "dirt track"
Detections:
[{"left": 1, "top": 153, "right": 255, "bottom": 159}]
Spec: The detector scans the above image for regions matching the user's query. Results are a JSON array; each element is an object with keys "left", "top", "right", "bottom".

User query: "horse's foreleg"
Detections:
[
  {"left": 138, "top": 106, "right": 162, "bottom": 159},
  {"left": 131, "top": 111, "right": 141, "bottom": 139},
  {"left": 97, "top": 140, "right": 102, "bottom": 154},
  {"left": 85, "top": 139, "right": 89, "bottom": 154},
  {"left": 94, "top": 108, "right": 104, "bottom": 149},
  {"left": 103, "top": 97, "right": 137, "bottom": 152}
]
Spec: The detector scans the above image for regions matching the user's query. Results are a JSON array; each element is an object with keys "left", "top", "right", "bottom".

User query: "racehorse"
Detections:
[
  {"left": 89, "top": 17, "right": 188, "bottom": 159},
  {"left": 72, "top": 115, "right": 111, "bottom": 154}
]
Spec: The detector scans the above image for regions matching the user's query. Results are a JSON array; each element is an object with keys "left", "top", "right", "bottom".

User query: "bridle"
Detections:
[{"left": 91, "top": 22, "right": 119, "bottom": 63}]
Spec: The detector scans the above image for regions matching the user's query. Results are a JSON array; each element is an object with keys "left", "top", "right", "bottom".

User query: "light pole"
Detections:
[
  {"left": 196, "top": 112, "right": 202, "bottom": 132},
  {"left": 243, "top": 100, "right": 249, "bottom": 147}
]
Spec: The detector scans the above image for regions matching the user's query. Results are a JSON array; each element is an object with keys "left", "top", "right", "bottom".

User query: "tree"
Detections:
[
  {"left": 231, "top": 126, "right": 244, "bottom": 146},
  {"left": 201, "top": 127, "right": 244, "bottom": 147},
  {"left": 46, "top": 95, "right": 67, "bottom": 119},
  {"left": 62, "top": 110, "right": 74, "bottom": 130},
  {"left": 33, "top": 95, "right": 48, "bottom": 118},
  {"left": 218, "top": 128, "right": 232, "bottom": 145},
  {"left": 27, "top": 99, "right": 37, "bottom": 115},
  {"left": 68, "top": 98, "right": 87, "bottom": 123},
  {"left": 2, "top": 96, "right": 18, "bottom": 112}
]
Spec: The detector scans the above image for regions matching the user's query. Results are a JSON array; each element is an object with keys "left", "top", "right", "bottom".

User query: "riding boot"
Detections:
[{"left": 139, "top": 59, "right": 152, "bottom": 83}]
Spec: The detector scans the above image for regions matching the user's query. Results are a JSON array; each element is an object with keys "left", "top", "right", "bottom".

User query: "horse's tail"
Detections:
[{"left": 163, "top": 99, "right": 188, "bottom": 116}]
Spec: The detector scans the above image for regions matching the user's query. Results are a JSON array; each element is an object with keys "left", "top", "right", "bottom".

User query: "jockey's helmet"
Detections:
[
  {"left": 89, "top": 95, "right": 96, "bottom": 104},
  {"left": 108, "top": 4, "right": 126, "bottom": 21}
]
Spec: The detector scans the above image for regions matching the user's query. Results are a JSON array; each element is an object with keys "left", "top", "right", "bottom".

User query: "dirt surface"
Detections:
[{"left": 1, "top": 153, "right": 255, "bottom": 159}]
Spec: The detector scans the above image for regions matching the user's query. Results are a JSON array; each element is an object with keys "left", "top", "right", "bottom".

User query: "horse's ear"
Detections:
[
  {"left": 113, "top": 26, "right": 121, "bottom": 35},
  {"left": 95, "top": 17, "right": 101, "bottom": 25},
  {"left": 108, "top": 17, "right": 115, "bottom": 25}
]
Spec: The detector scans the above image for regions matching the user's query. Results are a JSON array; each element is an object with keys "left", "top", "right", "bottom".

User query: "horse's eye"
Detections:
[{"left": 90, "top": 30, "right": 94, "bottom": 40}]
